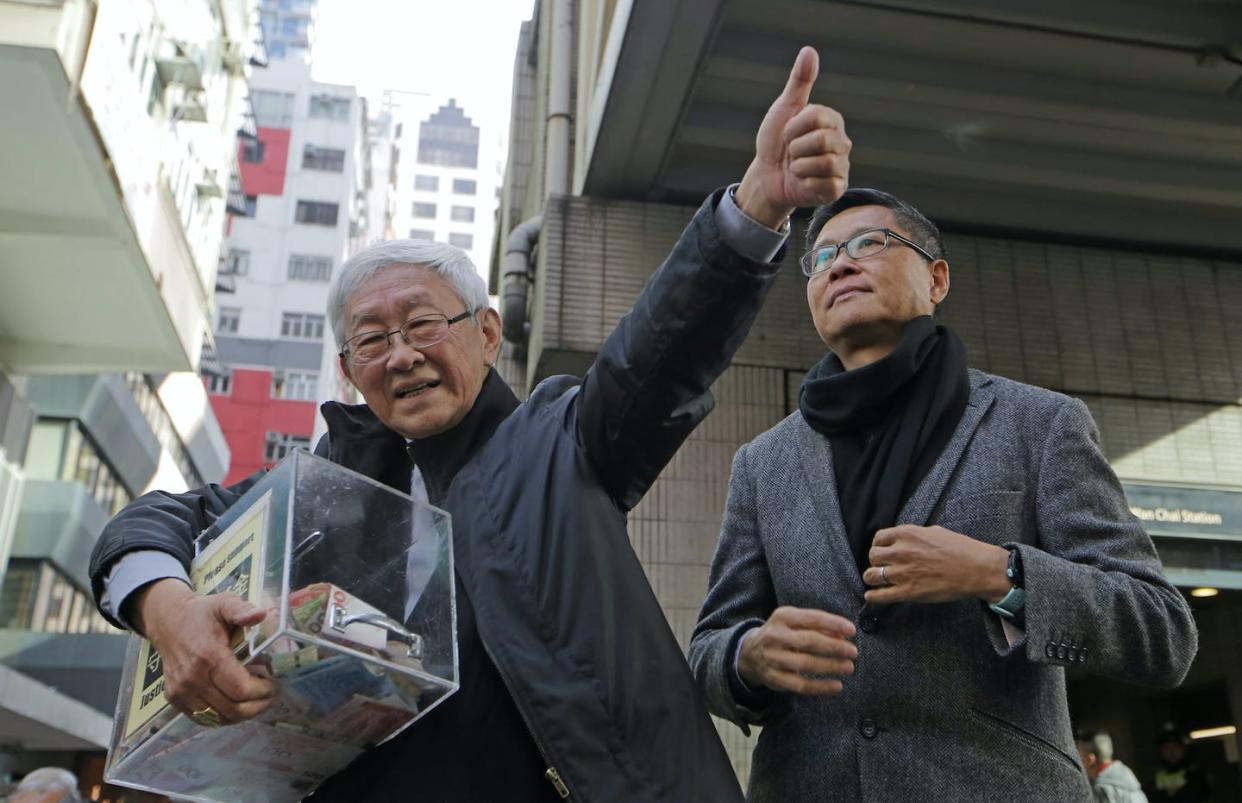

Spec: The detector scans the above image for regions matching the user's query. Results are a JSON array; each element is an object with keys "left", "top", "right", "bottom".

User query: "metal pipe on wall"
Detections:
[
  {"left": 545, "top": 0, "right": 573, "bottom": 198},
  {"left": 501, "top": 215, "right": 543, "bottom": 347}
]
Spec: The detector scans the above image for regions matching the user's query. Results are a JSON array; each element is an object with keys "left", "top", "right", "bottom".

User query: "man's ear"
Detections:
[
  {"left": 480, "top": 308, "right": 502, "bottom": 366},
  {"left": 339, "top": 353, "right": 359, "bottom": 390},
  {"left": 929, "top": 259, "right": 950, "bottom": 306}
]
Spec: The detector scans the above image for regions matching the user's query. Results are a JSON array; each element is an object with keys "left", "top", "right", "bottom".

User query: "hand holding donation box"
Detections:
[{"left": 105, "top": 451, "right": 459, "bottom": 803}]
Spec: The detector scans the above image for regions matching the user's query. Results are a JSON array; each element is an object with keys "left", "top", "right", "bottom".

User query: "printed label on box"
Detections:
[{"left": 123, "top": 491, "right": 272, "bottom": 739}]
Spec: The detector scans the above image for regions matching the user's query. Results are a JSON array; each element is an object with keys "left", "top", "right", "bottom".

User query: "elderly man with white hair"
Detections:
[
  {"left": 10, "top": 767, "right": 83, "bottom": 803},
  {"left": 88, "top": 47, "right": 850, "bottom": 802}
]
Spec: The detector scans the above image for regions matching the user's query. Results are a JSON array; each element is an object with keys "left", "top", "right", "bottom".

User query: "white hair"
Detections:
[
  {"left": 14, "top": 767, "right": 83, "bottom": 802},
  {"left": 1078, "top": 731, "right": 1115, "bottom": 762},
  {"left": 327, "top": 240, "right": 489, "bottom": 349}
]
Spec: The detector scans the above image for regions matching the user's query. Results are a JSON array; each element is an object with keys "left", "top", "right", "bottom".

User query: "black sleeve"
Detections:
[
  {"left": 573, "top": 188, "right": 783, "bottom": 510},
  {"left": 88, "top": 470, "right": 266, "bottom": 626}
]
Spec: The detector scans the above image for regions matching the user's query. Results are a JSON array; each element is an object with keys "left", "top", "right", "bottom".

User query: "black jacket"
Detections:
[{"left": 89, "top": 190, "right": 782, "bottom": 801}]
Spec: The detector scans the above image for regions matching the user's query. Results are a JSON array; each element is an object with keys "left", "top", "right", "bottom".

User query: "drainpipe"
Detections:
[
  {"left": 502, "top": 215, "right": 543, "bottom": 347},
  {"left": 544, "top": 0, "right": 572, "bottom": 198}
]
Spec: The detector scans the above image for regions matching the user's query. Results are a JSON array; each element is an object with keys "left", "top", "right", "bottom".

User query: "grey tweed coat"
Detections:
[{"left": 689, "top": 369, "right": 1198, "bottom": 803}]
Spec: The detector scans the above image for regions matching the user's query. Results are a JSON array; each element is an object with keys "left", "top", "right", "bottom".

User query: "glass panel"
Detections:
[
  {"left": 106, "top": 452, "right": 459, "bottom": 802},
  {"left": 24, "top": 420, "right": 69, "bottom": 480}
]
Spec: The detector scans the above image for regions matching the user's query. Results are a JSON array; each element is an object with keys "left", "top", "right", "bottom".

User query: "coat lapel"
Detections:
[
  {"left": 792, "top": 414, "right": 867, "bottom": 600},
  {"left": 897, "top": 370, "right": 995, "bottom": 526}
]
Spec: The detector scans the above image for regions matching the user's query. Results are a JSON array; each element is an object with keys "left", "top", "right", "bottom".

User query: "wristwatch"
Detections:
[{"left": 988, "top": 547, "right": 1026, "bottom": 620}]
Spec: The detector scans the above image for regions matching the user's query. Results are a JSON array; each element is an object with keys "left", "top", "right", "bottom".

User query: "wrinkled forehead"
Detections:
[
  {"left": 346, "top": 264, "right": 455, "bottom": 330},
  {"left": 815, "top": 205, "right": 899, "bottom": 247}
]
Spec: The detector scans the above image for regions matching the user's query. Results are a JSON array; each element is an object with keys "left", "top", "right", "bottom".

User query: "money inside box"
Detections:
[{"left": 104, "top": 451, "right": 459, "bottom": 803}]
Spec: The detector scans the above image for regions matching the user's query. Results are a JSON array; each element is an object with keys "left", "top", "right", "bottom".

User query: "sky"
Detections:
[{"left": 312, "top": 0, "right": 537, "bottom": 157}]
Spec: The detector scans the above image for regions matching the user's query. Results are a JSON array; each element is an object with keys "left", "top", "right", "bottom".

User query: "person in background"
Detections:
[
  {"left": 10, "top": 768, "right": 84, "bottom": 803},
  {"left": 1076, "top": 729, "right": 1148, "bottom": 803},
  {"left": 1153, "top": 729, "right": 1211, "bottom": 803}
]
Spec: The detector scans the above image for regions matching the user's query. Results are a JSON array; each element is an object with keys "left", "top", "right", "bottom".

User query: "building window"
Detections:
[
  {"left": 308, "top": 94, "right": 351, "bottom": 120},
  {"left": 265, "top": 431, "right": 311, "bottom": 462},
  {"left": 408, "top": 229, "right": 435, "bottom": 240},
  {"left": 24, "top": 419, "right": 133, "bottom": 519},
  {"left": 281, "top": 312, "right": 325, "bottom": 339},
  {"left": 244, "top": 194, "right": 258, "bottom": 217},
  {"left": 302, "top": 145, "right": 345, "bottom": 172},
  {"left": 450, "top": 205, "right": 475, "bottom": 223},
  {"left": 0, "top": 560, "right": 118, "bottom": 634},
  {"left": 288, "top": 254, "right": 333, "bottom": 282},
  {"left": 412, "top": 202, "right": 436, "bottom": 219},
  {"left": 449, "top": 233, "right": 473, "bottom": 250},
  {"left": 414, "top": 175, "right": 439, "bottom": 191},
  {"left": 452, "top": 178, "right": 476, "bottom": 195},
  {"left": 242, "top": 138, "right": 266, "bottom": 164},
  {"left": 221, "top": 249, "right": 249, "bottom": 276},
  {"left": 217, "top": 307, "right": 241, "bottom": 334},
  {"left": 251, "top": 90, "right": 295, "bottom": 127},
  {"left": 295, "top": 201, "right": 339, "bottom": 226},
  {"left": 204, "top": 369, "right": 232, "bottom": 395},
  {"left": 266, "top": 40, "right": 287, "bottom": 59},
  {"left": 271, "top": 370, "right": 319, "bottom": 400}
]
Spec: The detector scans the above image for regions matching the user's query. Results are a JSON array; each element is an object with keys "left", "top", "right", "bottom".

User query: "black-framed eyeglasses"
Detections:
[
  {"left": 800, "top": 228, "right": 935, "bottom": 277},
  {"left": 340, "top": 309, "right": 476, "bottom": 365}
]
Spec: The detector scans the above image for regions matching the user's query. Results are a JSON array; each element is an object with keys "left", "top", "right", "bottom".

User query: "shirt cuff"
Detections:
[
  {"left": 103, "top": 550, "right": 192, "bottom": 631},
  {"left": 730, "top": 625, "right": 762, "bottom": 696},
  {"left": 715, "top": 183, "right": 790, "bottom": 263},
  {"left": 1000, "top": 617, "right": 1025, "bottom": 647}
]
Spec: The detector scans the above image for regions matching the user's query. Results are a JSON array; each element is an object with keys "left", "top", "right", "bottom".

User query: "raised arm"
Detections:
[{"left": 576, "top": 47, "right": 851, "bottom": 508}]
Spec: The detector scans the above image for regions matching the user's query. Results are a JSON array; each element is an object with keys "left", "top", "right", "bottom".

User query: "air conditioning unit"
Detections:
[
  {"left": 196, "top": 168, "right": 223, "bottom": 198},
  {"left": 155, "top": 41, "right": 206, "bottom": 90},
  {"left": 173, "top": 89, "right": 209, "bottom": 123},
  {"left": 222, "top": 40, "right": 248, "bottom": 75}
]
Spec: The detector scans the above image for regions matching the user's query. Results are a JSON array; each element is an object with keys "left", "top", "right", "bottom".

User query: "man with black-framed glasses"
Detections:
[
  {"left": 690, "top": 188, "right": 1198, "bottom": 802},
  {"left": 89, "top": 46, "right": 853, "bottom": 802}
]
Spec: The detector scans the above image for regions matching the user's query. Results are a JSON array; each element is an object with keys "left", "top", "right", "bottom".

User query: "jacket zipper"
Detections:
[{"left": 477, "top": 629, "right": 572, "bottom": 800}]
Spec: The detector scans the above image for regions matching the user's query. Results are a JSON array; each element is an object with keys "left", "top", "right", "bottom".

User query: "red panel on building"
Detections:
[
  {"left": 238, "top": 127, "right": 291, "bottom": 197},
  {"left": 208, "top": 368, "right": 318, "bottom": 485}
]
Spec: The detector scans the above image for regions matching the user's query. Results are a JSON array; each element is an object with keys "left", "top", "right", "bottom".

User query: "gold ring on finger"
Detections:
[{"left": 190, "top": 704, "right": 224, "bottom": 728}]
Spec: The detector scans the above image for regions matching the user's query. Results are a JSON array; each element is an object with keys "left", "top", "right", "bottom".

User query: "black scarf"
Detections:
[{"left": 799, "top": 316, "right": 970, "bottom": 574}]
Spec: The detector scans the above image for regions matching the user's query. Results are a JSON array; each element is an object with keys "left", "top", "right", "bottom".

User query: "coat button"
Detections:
[
  {"left": 859, "top": 719, "right": 879, "bottom": 740},
  {"left": 1066, "top": 646, "right": 1079, "bottom": 662},
  {"left": 1077, "top": 648, "right": 1088, "bottom": 663},
  {"left": 1056, "top": 645, "right": 1068, "bottom": 660},
  {"left": 860, "top": 614, "right": 880, "bottom": 634},
  {"left": 1045, "top": 643, "right": 1056, "bottom": 658}
]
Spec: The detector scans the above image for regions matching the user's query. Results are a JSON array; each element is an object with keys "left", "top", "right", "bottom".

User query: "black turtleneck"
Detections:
[{"left": 310, "top": 370, "right": 562, "bottom": 803}]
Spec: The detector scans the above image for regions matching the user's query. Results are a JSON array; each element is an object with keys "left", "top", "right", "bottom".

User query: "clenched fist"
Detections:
[
  {"left": 736, "top": 46, "right": 852, "bottom": 228},
  {"left": 738, "top": 606, "right": 857, "bottom": 696}
]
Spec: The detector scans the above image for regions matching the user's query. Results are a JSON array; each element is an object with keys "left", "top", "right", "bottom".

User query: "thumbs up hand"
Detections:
[{"left": 735, "top": 47, "right": 851, "bottom": 228}]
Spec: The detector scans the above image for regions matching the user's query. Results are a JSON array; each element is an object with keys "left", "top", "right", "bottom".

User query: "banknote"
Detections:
[
  {"left": 280, "top": 654, "right": 386, "bottom": 717},
  {"left": 315, "top": 693, "right": 416, "bottom": 747}
]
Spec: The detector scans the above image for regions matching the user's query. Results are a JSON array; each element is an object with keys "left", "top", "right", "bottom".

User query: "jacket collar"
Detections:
[{"left": 318, "top": 369, "right": 520, "bottom": 503}]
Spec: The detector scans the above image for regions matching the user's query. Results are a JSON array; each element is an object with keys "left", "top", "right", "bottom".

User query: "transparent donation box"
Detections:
[{"left": 105, "top": 451, "right": 458, "bottom": 802}]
